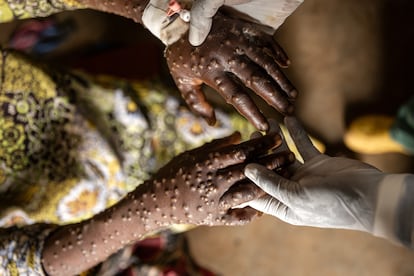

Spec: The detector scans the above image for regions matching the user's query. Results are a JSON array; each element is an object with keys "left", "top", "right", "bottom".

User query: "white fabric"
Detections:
[
  {"left": 231, "top": 0, "right": 303, "bottom": 30},
  {"left": 189, "top": 0, "right": 304, "bottom": 46}
]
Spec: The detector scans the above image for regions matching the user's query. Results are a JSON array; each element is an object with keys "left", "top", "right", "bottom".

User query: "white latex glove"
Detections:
[
  {"left": 189, "top": 0, "right": 304, "bottom": 46},
  {"left": 189, "top": 0, "right": 246, "bottom": 46},
  {"left": 244, "top": 117, "right": 413, "bottom": 243}
]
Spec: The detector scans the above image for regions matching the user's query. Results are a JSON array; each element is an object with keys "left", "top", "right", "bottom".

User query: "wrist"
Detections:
[
  {"left": 42, "top": 180, "right": 170, "bottom": 275},
  {"left": 372, "top": 174, "right": 409, "bottom": 242}
]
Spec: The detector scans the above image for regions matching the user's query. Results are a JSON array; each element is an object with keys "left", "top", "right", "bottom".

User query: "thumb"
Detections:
[
  {"left": 189, "top": 0, "right": 224, "bottom": 46},
  {"left": 284, "top": 116, "right": 320, "bottom": 161},
  {"left": 244, "top": 163, "right": 298, "bottom": 206},
  {"left": 189, "top": 19, "right": 212, "bottom": 46}
]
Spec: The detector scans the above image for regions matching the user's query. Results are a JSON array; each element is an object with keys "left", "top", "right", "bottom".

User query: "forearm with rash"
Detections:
[
  {"left": 41, "top": 180, "right": 174, "bottom": 275},
  {"left": 78, "top": 0, "right": 150, "bottom": 24}
]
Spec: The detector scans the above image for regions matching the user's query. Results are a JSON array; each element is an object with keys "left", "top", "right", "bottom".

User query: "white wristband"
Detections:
[{"left": 142, "top": 0, "right": 191, "bottom": 45}]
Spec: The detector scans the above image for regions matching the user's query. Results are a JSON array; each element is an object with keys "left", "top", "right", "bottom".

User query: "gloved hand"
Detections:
[
  {"left": 189, "top": 0, "right": 304, "bottom": 46},
  {"left": 189, "top": 0, "right": 248, "bottom": 46},
  {"left": 243, "top": 117, "right": 411, "bottom": 237}
]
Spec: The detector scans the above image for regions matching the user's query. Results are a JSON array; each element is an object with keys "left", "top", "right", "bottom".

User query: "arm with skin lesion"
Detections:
[
  {"left": 2, "top": 0, "right": 299, "bottom": 133},
  {"left": 42, "top": 131, "right": 294, "bottom": 275},
  {"left": 0, "top": 0, "right": 149, "bottom": 23}
]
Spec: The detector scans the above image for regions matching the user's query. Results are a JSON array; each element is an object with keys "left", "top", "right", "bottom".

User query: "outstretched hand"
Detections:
[
  {"left": 150, "top": 131, "right": 294, "bottom": 226},
  {"left": 243, "top": 117, "right": 385, "bottom": 232},
  {"left": 42, "top": 131, "right": 294, "bottom": 275},
  {"left": 165, "top": 13, "right": 297, "bottom": 131}
]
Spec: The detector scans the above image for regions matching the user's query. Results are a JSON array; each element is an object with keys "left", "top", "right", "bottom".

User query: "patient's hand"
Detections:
[
  {"left": 147, "top": 131, "right": 294, "bottom": 226},
  {"left": 165, "top": 13, "right": 297, "bottom": 131},
  {"left": 42, "top": 131, "right": 294, "bottom": 275}
]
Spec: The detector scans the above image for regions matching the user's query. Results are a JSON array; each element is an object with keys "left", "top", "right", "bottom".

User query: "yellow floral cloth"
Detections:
[
  {"left": 0, "top": 0, "right": 83, "bottom": 22},
  {"left": 0, "top": 49, "right": 255, "bottom": 274}
]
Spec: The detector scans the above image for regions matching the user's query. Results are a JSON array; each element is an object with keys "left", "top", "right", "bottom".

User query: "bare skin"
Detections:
[
  {"left": 42, "top": 132, "right": 294, "bottom": 275},
  {"left": 76, "top": 1, "right": 296, "bottom": 131},
  {"left": 166, "top": 13, "right": 297, "bottom": 131},
  {"left": 77, "top": 0, "right": 150, "bottom": 24}
]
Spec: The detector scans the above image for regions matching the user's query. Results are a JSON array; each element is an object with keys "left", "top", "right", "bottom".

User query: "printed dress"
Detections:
[{"left": 0, "top": 48, "right": 254, "bottom": 274}]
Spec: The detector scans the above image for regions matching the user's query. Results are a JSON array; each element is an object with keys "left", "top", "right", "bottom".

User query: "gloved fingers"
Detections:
[
  {"left": 244, "top": 46, "right": 296, "bottom": 98},
  {"left": 189, "top": 0, "right": 224, "bottom": 46},
  {"left": 244, "top": 163, "right": 299, "bottom": 205},
  {"left": 267, "top": 118, "right": 289, "bottom": 151},
  {"left": 189, "top": 18, "right": 212, "bottom": 47},
  {"left": 210, "top": 73, "right": 269, "bottom": 131},
  {"left": 228, "top": 56, "right": 294, "bottom": 115},
  {"left": 246, "top": 195, "right": 291, "bottom": 220},
  {"left": 266, "top": 118, "right": 302, "bottom": 171},
  {"left": 178, "top": 82, "right": 216, "bottom": 125},
  {"left": 191, "top": 0, "right": 225, "bottom": 18},
  {"left": 284, "top": 116, "right": 320, "bottom": 161}
]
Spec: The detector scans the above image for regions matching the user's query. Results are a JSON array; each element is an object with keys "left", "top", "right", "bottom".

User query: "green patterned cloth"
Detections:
[
  {"left": 0, "top": 0, "right": 83, "bottom": 22},
  {"left": 391, "top": 96, "right": 414, "bottom": 154},
  {"left": 0, "top": 49, "right": 254, "bottom": 274}
]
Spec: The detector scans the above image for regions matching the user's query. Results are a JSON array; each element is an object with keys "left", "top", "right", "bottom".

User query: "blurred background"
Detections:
[{"left": 1, "top": 0, "right": 414, "bottom": 275}]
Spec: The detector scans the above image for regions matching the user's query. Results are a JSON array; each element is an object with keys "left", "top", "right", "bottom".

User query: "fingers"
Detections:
[
  {"left": 267, "top": 38, "right": 291, "bottom": 68},
  {"left": 209, "top": 73, "right": 269, "bottom": 131},
  {"left": 218, "top": 151, "right": 294, "bottom": 207},
  {"left": 256, "top": 151, "right": 295, "bottom": 169},
  {"left": 189, "top": 0, "right": 224, "bottom": 46},
  {"left": 170, "top": 74, "right": 217, "bottom": 124},
  {"left": 210, "top": 133, "right": 281, "bottom": 171},
  {"left": 228, "top": 57, "right": 294, "bottom": 115},
  {"left": 284, "top": 116, "right": 320, "bottom": 161},
  {"left": 221, "top": 206, "right": 258, "bottom": 226},
  {"left": 198, "top": 131, "right": 242, "bottom": 152},
  {"left": 179, "top": 83, "right": 217, "bottom": 125},
  {"left": 246, "top": 195, "right": 291, "bottom": 219},
  {"left": 245, "top": 46, "right": 297, "bottom": 101},
  {"left": 244, "top": 163, "right": 298, "bottom": 205},
  {"left": 236, "top": 132, "right": 282, "bottom": 158},
  {"left": 219, "top": 181, "right": 264, "bottom": 210}
]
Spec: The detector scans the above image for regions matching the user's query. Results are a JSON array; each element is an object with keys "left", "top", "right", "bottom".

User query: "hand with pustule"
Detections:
[
  {"left": 77, "top": 0, "right": 297, "bottom": 132},
  {"left": 42, "top": 132, "right": 294, "bottom": 275},
  {"left": 166, "top": 13, "right": 297, "bottom": 131}
]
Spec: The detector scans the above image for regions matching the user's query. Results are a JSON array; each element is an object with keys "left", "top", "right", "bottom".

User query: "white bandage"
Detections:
[{"left": 142, "top": 0, "right": 191, "bottom": 45}]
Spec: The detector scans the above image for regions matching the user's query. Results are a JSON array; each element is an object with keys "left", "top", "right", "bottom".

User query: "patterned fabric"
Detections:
[
  {"left": 0, "top": 0, "right": 83, "bottom": 22},
  {"left": 0, "top": 49, "right": 255, "bottom": 274},
  {"left": 391, "top": 96, "right": 414, "bottom": 154},
  {"left": 0, "top": 224, "right": 55, "bottom": 276}
]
